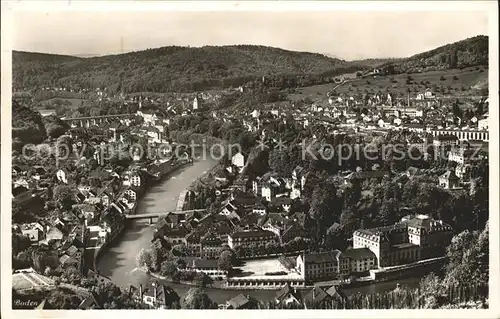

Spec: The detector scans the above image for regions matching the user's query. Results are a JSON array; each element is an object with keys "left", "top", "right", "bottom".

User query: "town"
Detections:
[{"left": 10, "top": 32, "right": 490, "bottom": 310}]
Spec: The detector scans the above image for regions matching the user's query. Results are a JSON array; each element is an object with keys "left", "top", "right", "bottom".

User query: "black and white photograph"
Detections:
[{"left": 1, "top": 1, "right": 498, "bottom": 317}]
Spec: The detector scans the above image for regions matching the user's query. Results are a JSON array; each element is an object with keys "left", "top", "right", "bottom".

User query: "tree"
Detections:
[
  {"left": 172, "top": 244, "right": 188, "bottom": 257},
  {"left": 217, "top": 250, "right": 234, "bottom": 271},
  {"left": 43, "top": 115, "right": 70, "bottom": 138},
  {"left": 160, "top": 260, "right": 179, "bottom": 278},
  {"left": 418, "top": 273, "right": 444, "bottom": 308},
  {"left": 46, "top": 287, "right": 84, "bottom": 309},
  {"left": 182, "top": 288, "right": 217, "bottom": 309},
  {"left": 308, "top": 182, "right": 341, "bottom": 243},
  {"left": 449, "top": 50, "right": 458, "bottom": 69},
  {"left": 61, "top": 266, "right": 82, "bottom": 285},
  {"left": 136, "top": 248, "right": 153, "bottom": 270},
  {"left": 12, "top": 232, "right": 31, "bottom": 255},
  {"left": 444, "top": 222, "right": 489, "bottom": 287},
  {"left": 194, "top": 272, "right": 213, "bottom": 287},
  {"left": 52, "top": 185, "right": 76, "bottom": 211}
]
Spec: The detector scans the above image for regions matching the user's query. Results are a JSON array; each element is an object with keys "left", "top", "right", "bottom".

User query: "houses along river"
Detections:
[{"left": 96, "top": 156, "right": 421, "bottom": 304}]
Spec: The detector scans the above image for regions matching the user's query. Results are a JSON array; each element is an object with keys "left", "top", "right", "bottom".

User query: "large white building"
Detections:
[
  {"left": 353, "top": 214, "right": 453, "bottom": 267},
  {"left": 295, "top": 248, "right": 377, "bottom": 281}
]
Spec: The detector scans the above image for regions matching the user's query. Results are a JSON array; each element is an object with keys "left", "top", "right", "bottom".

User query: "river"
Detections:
[
  {"left": 96, "top": 156, "right": 218, "bottom": 287},
  {"left": 96, "top": 156, "right": 422, "bottom": 305}
]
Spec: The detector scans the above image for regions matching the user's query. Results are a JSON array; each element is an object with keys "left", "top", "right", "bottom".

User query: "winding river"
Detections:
[{"left": 96, "top": 156, "right": 421, "bottom": 304}]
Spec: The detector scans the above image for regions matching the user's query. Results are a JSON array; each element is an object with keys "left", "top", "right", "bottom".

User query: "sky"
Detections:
[{"left": 13, "top": 10, "right": 489, "bottom": 60}]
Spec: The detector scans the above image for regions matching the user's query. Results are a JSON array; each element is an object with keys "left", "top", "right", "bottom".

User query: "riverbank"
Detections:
[{"left": 90, "top": 160, "right": 192, "bottom": 272}]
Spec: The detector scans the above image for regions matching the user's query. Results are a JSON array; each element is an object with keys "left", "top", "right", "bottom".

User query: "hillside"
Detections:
[
  {"left": 288, "top": 66, "right": 488, "bottom": 103},
  {"left": 12, "top": 36, "right": 488, "bottom": 94},
  {"left": 13, "top": 45, "right": 361, "bottom": 93},
  {"left": 378, "top": 35, "right": 488, "bottom": 74},
  {"left": 12, "top": 100, "right": 47, "bottom": 150}
]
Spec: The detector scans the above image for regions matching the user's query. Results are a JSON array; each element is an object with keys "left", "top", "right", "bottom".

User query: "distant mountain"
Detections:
[{"left": 13, "top": 36, "right": 488, "bottom": 93}]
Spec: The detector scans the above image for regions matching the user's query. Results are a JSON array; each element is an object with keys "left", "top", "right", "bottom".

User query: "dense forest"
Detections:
[
  {"left": 13, "top": 45, "right": 361, "bottom": 93},
  {"left": 13, "top": 36, "right": 488, "bottom": 93}
]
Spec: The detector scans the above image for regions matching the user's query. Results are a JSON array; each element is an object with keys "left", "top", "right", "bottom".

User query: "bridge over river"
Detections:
[
  {"left": 95, "top": 155, "right": 218, "bottom": 288},
  {"left": 61, "top": 113, "right": 133, "bottom": 128},
  {"left": 124, "top": 209, "right": 207, "bottom": 223}
]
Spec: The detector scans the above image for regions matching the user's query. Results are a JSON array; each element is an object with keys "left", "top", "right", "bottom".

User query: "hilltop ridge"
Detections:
[{"left": 13, "top": 35, "right": 488, "bottom": 93}]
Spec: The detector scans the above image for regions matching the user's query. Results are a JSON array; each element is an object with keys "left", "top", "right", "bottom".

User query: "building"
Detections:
[
  {"left": 478, "top": 115, "right": 488, "bottom": 130},
  {"left": 56, "top": 169, "right": 69, "bottom": 184},
  {"left": 275, "top": 283, "right": 302, "bottom": 306},
  {"left": 137, "top": 109, "right": 159, "bottom": 124},
  {"left": 200, "top": 231, "right": 224, "bottom": 259},
  {"left": 231, "top": 152, "right": 246, "bottom": 173},
  {"left": 260, "top": 176, "right": 289, "bottom": 202},
  {"left": 124, "top": 188, "right": 138, "bottom": 201},
  {"left": 341, "top": 248, "right": 377, "bottom": 273},
  {"left": 405, "top": 215, "right": 453, "bottom": 258},
  {"left": 193, "top": 96, "right": 199, "bottom": 110},
  {"left": 156, "top": 226, "right": 189, "bottom": 245},
  {"left": 122, "top": 170, "right": 145, "bottom": 188},
  {"left": 109, "top": 122, "right": 126, "bottom": 142},
  {"left": 187, "top": 259, "right": 228, "bottom": 279},
  {"left": 225, "top": 294, "right": 255, "bottom": 309},
  {"left": 252, "top": 202, "right": 267, "bottom": 216},
  {"left": 416, "top": 88, "right": 434, "bottom": 100},
  {"left": 433, "top": 134, "right": 459, "bottom": 147},
  {"left": 302, "top": 286, "right": 332, "bottom": 307},
  {"left": 438, "top": 170, "right": 460, "bottom": 189},
  {"left": 455, "top": 163, "right": 472, "bottom": 180},
  {"left": 353, "top": 214, "right": 452, "bottom": 267},
  {"left": 19, "top": 223, "right": 44, "bottom": 245},
  {"left": 296, "top": 250, "right": 343, "bottom": 281},
  {"left": 261, "top": 214, "right": 306, "bottom": 244},
  {"left": 448, "top": 146, "right": 476, "bottom": 165},
  {"left": 139, "top": 282, "right": 180, "bottom": 309},
  {"left": 227, "top": 229, "right": 277, "bottom": 249}
]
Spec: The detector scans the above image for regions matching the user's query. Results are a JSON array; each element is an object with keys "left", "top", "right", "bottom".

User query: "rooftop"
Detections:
[
  {"left": 392, "top": 243, "right": 420, "bottom": 250},
  {"left": 230, "top": 229, "right": 275, "bottom": 239},
  {"left": 227, "top": 294, "right": 250, "bottom": 309},
  {"left": 191, "top": 258, "right": 219, "bottom": 269},
  {"left": 303, "top": 286, "right": 330, "bottom": 304},
  {"left": 304, "top": 250, "right": 342, "bottom": 264},
  {"left": 341, "top": 248, "right": 376, "bottom": 260}
]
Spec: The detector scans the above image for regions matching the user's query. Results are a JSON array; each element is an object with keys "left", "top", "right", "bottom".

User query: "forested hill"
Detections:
[
  {"left": 377, "top": 35, "right": 488, "bottom": 74},
  {"left": 13, "top": 36, "right": 488, "bottom": 93},
  {"left": 13, "top": 45, "right": 361, "bottom": 93}
]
